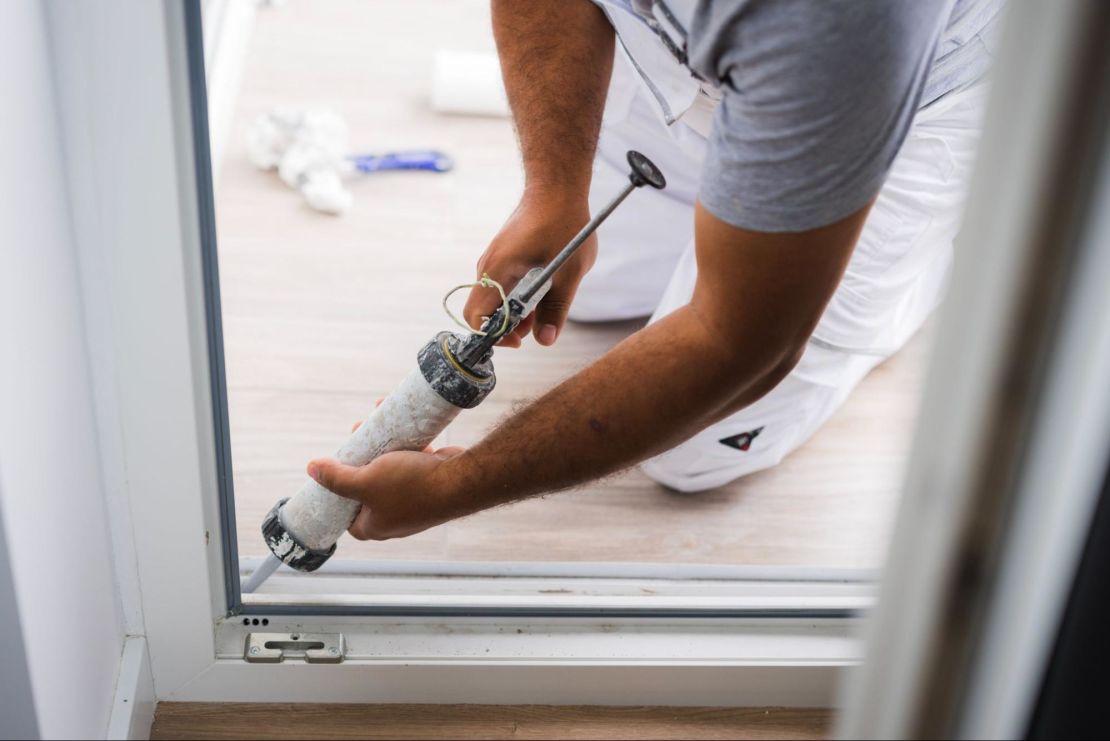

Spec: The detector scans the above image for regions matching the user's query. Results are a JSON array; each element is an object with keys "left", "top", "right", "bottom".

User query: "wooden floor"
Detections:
[
  {"left": 151, "top": 703, "right": 832, "bottom": 740},
  {"left": 216, "top": 0, "right": 927, "bottom": 570}
]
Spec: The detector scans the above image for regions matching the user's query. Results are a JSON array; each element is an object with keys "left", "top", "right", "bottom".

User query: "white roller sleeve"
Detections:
[
  {"left": 430, "top": 50, "right": 510, "bottom": 117},
  {"left": 278, "top": 367, "right": 461, "bottom": 551}
]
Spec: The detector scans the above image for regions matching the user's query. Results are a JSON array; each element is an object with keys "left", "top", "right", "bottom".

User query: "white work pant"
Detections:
[{"left": 569, "top": 57, "right": 988, "bottom": 492}]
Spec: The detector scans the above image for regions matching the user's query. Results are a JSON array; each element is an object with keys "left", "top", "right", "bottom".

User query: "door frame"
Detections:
[
  {"left": 839, "top": 1, "right": 1110, "bottom": 737},
  {"left": 54, "top": 0, "right": 1107, "bottom": 721},
  {"left": 50, "top": 0, "right": 857, "bottom": 706}
]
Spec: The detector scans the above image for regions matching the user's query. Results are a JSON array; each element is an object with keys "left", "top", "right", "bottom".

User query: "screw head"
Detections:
[
  {"left": 249, "top": 646, "right": 260, "bottom": 655},
  {"left": 329, "top": 647, "right": 339, "bottom": 655}
]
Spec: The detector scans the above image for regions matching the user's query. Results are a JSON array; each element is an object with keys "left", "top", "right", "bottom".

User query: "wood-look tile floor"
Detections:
[
  {"left": 151, "top": 703, "right": 832, "bottom": 740},
  {"left": 216, "top": 0, "right": 926, "bottom": 570}
]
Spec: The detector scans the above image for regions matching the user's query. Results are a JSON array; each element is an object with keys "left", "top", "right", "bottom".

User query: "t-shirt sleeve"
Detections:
[{"left": 688, "top": 0, "right": 953, "bottom": 233}]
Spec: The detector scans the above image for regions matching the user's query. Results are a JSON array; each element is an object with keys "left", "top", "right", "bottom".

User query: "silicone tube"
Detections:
[{"left": 278, "top": 367, "right": 462, "bottom": 551}]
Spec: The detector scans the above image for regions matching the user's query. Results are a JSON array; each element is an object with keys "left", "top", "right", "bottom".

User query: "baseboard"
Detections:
[{"left": 107, "top": 636, "right": 156, "bottom": 740}]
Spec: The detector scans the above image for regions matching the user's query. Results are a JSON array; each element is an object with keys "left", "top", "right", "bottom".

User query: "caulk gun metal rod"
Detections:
[
  {"left": 241, "top": 552, "right": 282, "bottom": 594},
  {"left": 518, "top": 181, "right": 637, "bottom": 304}
]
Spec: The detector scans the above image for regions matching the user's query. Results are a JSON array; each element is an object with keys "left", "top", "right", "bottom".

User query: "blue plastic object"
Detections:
[{"left": 348, "top": 150, "right": 454, "bottom": 174}]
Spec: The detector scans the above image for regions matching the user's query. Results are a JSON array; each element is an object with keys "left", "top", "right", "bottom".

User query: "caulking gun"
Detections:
[{"left": 243, "top": 151, "right": 665, "bottom": 593}]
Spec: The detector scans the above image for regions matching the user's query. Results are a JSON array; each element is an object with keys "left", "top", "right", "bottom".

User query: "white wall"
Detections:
[{"left": 0, "top": 1, "right": 127, "bottom": 737}]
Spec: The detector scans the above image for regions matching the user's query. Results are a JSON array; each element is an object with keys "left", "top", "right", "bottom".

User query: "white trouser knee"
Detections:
[
  {"left": 638, "top": 346, "right": 883, "bottom": 492},
  {"left": 581, "top": 71, "right": 989, "bottom": 490}
]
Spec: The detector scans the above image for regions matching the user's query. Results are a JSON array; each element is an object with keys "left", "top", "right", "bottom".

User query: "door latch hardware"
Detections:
[{"left": 244, "top": 632, "right": 345, "bottom": 663}]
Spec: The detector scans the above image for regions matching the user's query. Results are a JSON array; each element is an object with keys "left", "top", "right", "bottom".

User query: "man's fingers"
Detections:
[
  {"left": 431, "top": 445, "right": 466, "bottom": 461},
  {"left": 463, "top": 273, "right": 517, "bottom": 331},
  {"left": 348, "top": 506, "right": 377, "bottom": 541},
  {"left": 307, "top": 458, "right": 366, "bottom": 501},
  {"left": 499, "top": 315, "right": 533, "bottom": 348},
  {"left": 533, "top": 275, "right": 581, "bottom": 346}
]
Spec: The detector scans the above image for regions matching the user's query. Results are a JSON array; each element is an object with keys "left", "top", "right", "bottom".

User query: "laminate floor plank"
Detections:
[{"left": 151, "top": 703, "right": 832, "bottom": 741}]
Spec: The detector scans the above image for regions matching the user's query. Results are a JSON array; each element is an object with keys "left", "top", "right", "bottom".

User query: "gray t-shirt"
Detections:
[{"left": 618, "top": 0, "right": 1005, "bottom": 232}]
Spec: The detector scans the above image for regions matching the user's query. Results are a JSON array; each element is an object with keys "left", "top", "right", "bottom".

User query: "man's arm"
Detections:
[
  {"left": 308, "top": 201, "right": 872, "bottom": 540},
  {"left": 462, "top": 0, "right": 615, "bottom": 348}
]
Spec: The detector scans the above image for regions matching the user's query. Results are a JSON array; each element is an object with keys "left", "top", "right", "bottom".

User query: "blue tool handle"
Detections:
[{"left": 349, "top": 150, "right": 454, "bottom": 173}]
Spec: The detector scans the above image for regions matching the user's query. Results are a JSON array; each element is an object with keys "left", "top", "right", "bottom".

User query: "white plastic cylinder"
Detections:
[
  {"left": 430, "top": 50, "right": 510, "bottom": 117},
  {"left": 278, "top": 367, "right": 461, "bottom": 550}
]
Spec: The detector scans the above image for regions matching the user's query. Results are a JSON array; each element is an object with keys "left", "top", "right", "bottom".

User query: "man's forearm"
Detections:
[
  {"left": 436, "top": 304, "right": 791, "bottom": 518},
  {"left": 434, "top": 200, "right": 873, "bottom": 519},
  {"left": 492, "top": 0, "right": 614, "bottom": 201}
]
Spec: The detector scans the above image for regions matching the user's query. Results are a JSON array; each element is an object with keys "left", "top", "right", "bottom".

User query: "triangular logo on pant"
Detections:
[{"left": 719, "top": 426, "right": 765, "bottom": 452}]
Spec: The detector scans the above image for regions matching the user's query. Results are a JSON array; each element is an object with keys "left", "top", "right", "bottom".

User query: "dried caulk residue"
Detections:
[
  {"left": 266, "top": 529, "right": 307, "bottom": 562},
  {"left": 279, "top": 368, "right": 461, "bottom": 550}
]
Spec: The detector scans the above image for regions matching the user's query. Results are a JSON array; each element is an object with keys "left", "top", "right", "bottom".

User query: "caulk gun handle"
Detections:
[{"left": 509, "top": 267, "right": 554, "bottom": 319}]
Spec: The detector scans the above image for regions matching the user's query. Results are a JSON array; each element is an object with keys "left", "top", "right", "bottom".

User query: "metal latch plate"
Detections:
[{"left": 244, "top": 632, "right": 345, "bottom": 663}]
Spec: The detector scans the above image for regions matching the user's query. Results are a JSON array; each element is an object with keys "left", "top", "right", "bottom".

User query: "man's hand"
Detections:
[
  {"left": 463, "top": 199, "right": 596, "bottom": 347},
  {"left": 464, "top": 0, "right": 614, "bottom": 348},
  {"left": 307, "top": 446, "right": 468, "bottom": 541}
]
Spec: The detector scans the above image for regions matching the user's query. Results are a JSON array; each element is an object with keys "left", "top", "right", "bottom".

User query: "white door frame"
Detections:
[
  {"left": 840, "top": 1, "right": 1110, "bottom": 737},
  {"left": 58, "top": 0, "right": 1108, "bottom": 722},
  {"left": 45, "top": 0, "right": 225, "bottom": 701},
  {"left": 53, "top": 0, "right": 1110, "bottom": 723},
  {"left": 50, "top": 0, "right": 857, "bottom": 708}
]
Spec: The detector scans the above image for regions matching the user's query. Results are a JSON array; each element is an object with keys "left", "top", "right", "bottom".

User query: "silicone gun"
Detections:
[{"left": 243, "top": 151, "right": 666, "bottom": 593}]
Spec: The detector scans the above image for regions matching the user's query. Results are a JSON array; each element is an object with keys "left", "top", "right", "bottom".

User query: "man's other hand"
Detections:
[
  {"left": 307, "top": 445, "right": 468, "bottom": 541},
  {"left": 463, "top": 199, "right": 596, "bottom": 348}
]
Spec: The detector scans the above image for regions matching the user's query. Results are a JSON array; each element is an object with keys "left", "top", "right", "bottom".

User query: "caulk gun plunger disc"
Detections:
[{"left": 627, "top": 150, "right": 666, "bottom": 190}]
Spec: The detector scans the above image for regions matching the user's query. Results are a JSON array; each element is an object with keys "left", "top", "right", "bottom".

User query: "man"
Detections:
[{"left": 308, "top": 0, "right": 1004, "bottom": 539}]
